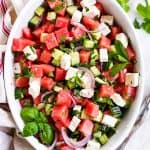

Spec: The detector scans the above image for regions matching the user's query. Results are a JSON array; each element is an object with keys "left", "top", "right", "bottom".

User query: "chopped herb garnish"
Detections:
[
  {"left": 15, "top": 88, "right": 25, "bottom": 99},
  {"left": 133, "top": 18, "right": 141, "bottom": 29},
  {"left": 22, "top": 66, "right": 33, "bottom": 77}
]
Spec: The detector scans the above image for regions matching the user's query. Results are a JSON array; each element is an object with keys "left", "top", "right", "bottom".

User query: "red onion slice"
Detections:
[
  {"left": 41, "top": 91, "right": 51, "bottom": 102},
  {"left": 78, "top": 67, "right": 95, "bottom": 89},
  {"left": 75, "top": 46, "right": 84, "bottom": 51},
  {"left": 61, "top": 128, "right": 91, "bottom": 148},
  {"left": 48, "top": 133, "right": 57, "bottom": 150}
]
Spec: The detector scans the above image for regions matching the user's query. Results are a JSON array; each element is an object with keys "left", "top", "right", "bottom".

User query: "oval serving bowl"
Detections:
[{"left": 4, "top": 0, "right": 144, "bottom": 149}]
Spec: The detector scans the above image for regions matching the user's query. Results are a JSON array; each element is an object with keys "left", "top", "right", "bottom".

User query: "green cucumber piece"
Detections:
[
  {"left": 52, "top": 49, "right": 64, "bottom": 66},
  {"left": 66, "top": 6, "right": 78, "bottom": 16},
  {"left": 29, "top": 15, "right": 41, "bottom": 29},
  {"left": 47, "top": 12, "right": 56, "bottom": 21},
  {"left": 95, "top": 77, "right": 108, "bottom": 85},
  {"left": 83, "top": 39, "right": 95, "bottom": 49},
  {"left": 91, "top": 32, "right": 101, "bottom": 40},
  {"left": 90, "top": 49, "right": 99, "bottom": 65},
  {"left": 70, "top": 51, "right": 80, "bottom": 66},
  {"left": 100, "top": 134, "right": 108, "bottom": 145},
  {"left": 35, "top": 6, "right": 45, "bottom": 17},
  {"left": 90, "top": 66, "right": 101, "bottom": 77},
  {"left": 53, "top": 86, "right": 63, "bottom": 92}
]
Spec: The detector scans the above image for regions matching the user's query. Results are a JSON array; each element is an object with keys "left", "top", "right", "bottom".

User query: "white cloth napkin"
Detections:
[{"left": 0, "top": 0, "right": 150, "bottom": 150}]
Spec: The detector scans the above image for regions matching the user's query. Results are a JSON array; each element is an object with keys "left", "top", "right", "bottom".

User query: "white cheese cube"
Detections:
[
  {"left": 80, "top": 0, "right": 96, "bottom": 7},
  {"left": 80, "top": 88, "right": 94, "bottom": 98},
  {"left": 97, "top": 23, "right": 111, "bottom": 36},
  {"left": 101, "top": 114, "right": 118, "bottom": 127},
  {"left": 82, "top": 6, "right": 100, "bottom": 19},
  {"left": 71, "top": 10, "right": 82, "bottom": 24},
  {"left": 68, "top": 116, "right": 81, "bottom": 132},
  {"left": 86, "top": 140, "right": 101, "bottom": 150},
  {"left": 116, "top": 33, "right": 128, "bottom": 48},
  {"left": 28, "top": 77, "right": 41, "bottom": 99},
  {"left": 73, "top": 105, "right": 82, "bottom": 112},
  {"left": 23, "top": 46, "right": 37, "bottom": 61},
  {"left": 14, "top": 63, "right": 21, "bottom": 74},
  {"left": 99, "top": 48, "right": 108, "bottom": 62},
  {"left": 125, "top": 73, "right": 139, "bottom": 87},
  {"left": 60, "top": 53, "right": 71, "bottom": 70},
  {"left": 110, "top": 93, "right": 126, "bottom": 107},
  {"left": 101, "top": 15, "right": 114, "bottom": 26},
  {"left": 65, "top": 0, "right": 73, "bottom": 6},
  {"left": 65, "top": 67, "right": 78, "bottom": 80}
]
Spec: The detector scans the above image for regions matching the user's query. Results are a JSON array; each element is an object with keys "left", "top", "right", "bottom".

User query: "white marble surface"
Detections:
[{"left": 124, "top": 0, "right": 150, "bottom": 150}]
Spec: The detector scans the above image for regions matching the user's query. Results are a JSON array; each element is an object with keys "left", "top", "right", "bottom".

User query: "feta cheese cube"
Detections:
[
  {"left": 80, "top": 0, "right": 96, "bottom": 7},
  {"left": 101, "top": 114, "right": 118, "bottom": 127},
  {"left": 65, "top": 0, "right": 73, "bottom": 6},
  {"left": 80, "top": 88, "right": 94, "bottom": 98},
  {"left": 82, "top": 6, "right": 100, "bottom": 19},
  {"left": 101, "top": 15, "right": 114, "bottom": 26},
  {"left": 73, "top": 105, "right": 82, "bottom": 112},
  {"left": 110, "top": 93, "right": 126, "bottom": 107},
  {"left": 65, "top": 67, "right": 78, "bottom": 80},
  {"left": 68, "top": 116, "right": 81, "bottom": 132},
  {"left": 60, "top": 53, "right": 71, "bottom": 70},
  {"left": 97, "top": 23, "right": 111, "bottom": 36},
  {"left": 116, "top": 33, "right": 128, "bottom": 48},
  {"left": 99, "top": 48, "right": 108, "bottom": 62},
  {"left": 14, "top": 63, "right": 21, "bottom": 74},
  {"left": 86, "top": 140, "right": 101, "bottom": 150},
  {"left": 28, "top": 77, "right": 41, "bottom": 99},
  {"left": 125, "top": 73, "right": 139, "bottom": 87},
  {"left": 23, "top": 46, "right": 37, "bottom": 61},
  {"left": 71, "top": 10, "right": 82, "bottom": 24}
]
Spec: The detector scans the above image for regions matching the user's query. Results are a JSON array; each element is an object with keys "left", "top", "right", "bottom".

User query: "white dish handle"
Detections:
[{"left": 0, "top": 45, "right": 7, "bottom": 103}]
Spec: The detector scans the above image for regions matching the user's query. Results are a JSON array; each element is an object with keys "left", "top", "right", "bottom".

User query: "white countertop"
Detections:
[{"left": 124, "top": 0, "right": 150, "bottom": 149}]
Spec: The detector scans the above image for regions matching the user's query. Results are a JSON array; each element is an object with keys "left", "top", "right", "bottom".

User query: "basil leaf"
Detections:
[
  {"left": 21, "top": 107, "right": 39, "bottom": 122},
  {"left": 15, "top": 88, "right": 25, "bottom": 99},
  {"left": 133, "top": 18, "right": 141, "bottom": 29},
  {"left": 141, "top": 19, "right": 150, "bottom": 33},
  {"left": 110, "top": 63, "right": 127, "bottom": 76},
  {"left": 22, "top": 122, "right": 38, "bottom": 137},
  {"left": 137, "top": 4, "right": 150, "bottom": 19},
  {"left": 38, "top": 123, "right": 54, "bottom": 145},
  {"left": 115, "top": 40, "right": 129, "bottom": 60},
  {"left": 36, "top": 112, "right": 48, "bottom": 123},
  {"left": 117, "top": 0, "right": 130, "bottom": 12},
  {"left": 22, "top": 66, "right": 33, "bottom": 77}
]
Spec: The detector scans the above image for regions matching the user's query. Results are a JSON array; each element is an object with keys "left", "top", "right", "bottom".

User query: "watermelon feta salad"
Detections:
[{"left": 12, "top": 0, "right": 139, "bottom": 149}]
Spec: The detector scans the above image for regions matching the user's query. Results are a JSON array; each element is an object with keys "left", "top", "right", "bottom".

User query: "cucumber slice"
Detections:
[
  {"left": 83, "top": 39, "right": 95, "bottom": 49},
  {"left": 91, "top": 110, "right": 103, "bottom": 122},
  {"left": 52, "top": 49, "right": 64, "bottom": 66},
  {"left": 28, "top": 15, "right": 41, "bottom": 29},
  {"left": 47, "top": 12, "right": 56, "bottom": 21},
  {"left": 90, "top": 66, "right": 101, "bottom": 77},
  {"left": 91, "top": 32, "right": 101, "bottom": 40},
  {"left": 70, "top": 51, "right": 80, "bottom": 66},
  {"left": 35, "top": 6, "right": 45, "bottom": 17},
  {"left": 90, "top": 49, "right": 99, "bottom": 65},
  {"left": 100, "top": 134, "right": 108, "bottom": 145},
  {"left": 95, "top": 77, "right": 108, "bottom": 85},
  {"left": 67, "top": 5, "right": 78, "bottom": 16},
  {"left": 53, "top": 86, "right": 63, "bottom": 92}
]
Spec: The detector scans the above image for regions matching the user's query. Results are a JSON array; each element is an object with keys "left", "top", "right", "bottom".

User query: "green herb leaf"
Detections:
[
  {"left": 22, "top": 122, "right": 38, "bottom": 137},
  {"left": 15, "top": 88, "right": 25, "bottom": 99},
  {"left": 115, "top": 40, "right": 129, "bottom": 61},
  {"left": 137, "top": 4, "right": 150, "bottom": 19},
  {"left": 110, "top": 63, "right": 127, "bottom": 76},
  {"left": 117, "top": 0, "right": 130, "bottom": 12},
  {"left": 133, "top": 18, "right": 141, "bottom": 29},
  {"left": 38, "top": 123, "right": 54, "bottom": 144},
  {"left": 36, "top": 112, "right": 48, "bottom": 123},
  {"left": 22, "top": 66, "right": 33, "bottom": 77},
  {"left": 54, "top": 4, "right": 64, "bottom": 12},
  {"left": 141, "top": 19, "right": 150, "bottom": 33},
  {"left": 20, "top": 107, "right": 39, "bottom": 122}
]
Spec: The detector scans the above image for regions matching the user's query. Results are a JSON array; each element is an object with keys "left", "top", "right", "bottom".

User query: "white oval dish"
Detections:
[{"left": 4, "top": 0, "right": 144, "bottom": 149}]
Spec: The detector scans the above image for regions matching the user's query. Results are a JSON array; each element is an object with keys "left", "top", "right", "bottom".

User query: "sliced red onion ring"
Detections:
[
  {"left": 78, "top": 67, "right": 95, "bottom": 89},
  {"left": 75, "top": 46, "right": 84, "bottom": 51},
  {"left": 61, "top": 128, "right": 91, "bottom": 148},
  {"left": 56, "top": 141, "right": 65, "bottom": 146},
  {"left": 41, "top": 91, "right": 51, "bottom": 102},
  {"left": 72, "top": 22, "right": 96, "bottom": 33},
  {"left": 87, "top": 32, "right": 93, "bottom": 40},
  {"left": 48, "top": 133, "right": 57, "bottom": 150}
]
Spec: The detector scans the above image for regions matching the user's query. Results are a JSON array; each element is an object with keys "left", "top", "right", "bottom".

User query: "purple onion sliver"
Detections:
[
  {"left": 48, "top": 133, "right": 57, "bottom": 150},
  {"left": 61, "top": 128, "right": 91, "bottom": 148},
  {"left": 41, "top": 91, "right": 51, "bottom": 102}
]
